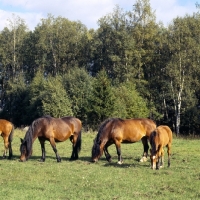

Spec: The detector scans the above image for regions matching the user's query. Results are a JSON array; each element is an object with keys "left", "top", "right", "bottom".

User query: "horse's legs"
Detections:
[
  {"left": 160, "top": 148, "right": 164, "bottom": 168},
  {"left": 156, "top": 157, "right": 161, "bottom": 169},
  {"left": 167, "top": 143, "right": 172, "bottom": 167},
  {"left": 115, "top": 141, "right": 123, "bottom": 164},
  {"left": 156, "top": 146, "right": 163, "bottom": 170},
  {"left": 69, "top": 134, "right": 79, "bottom": 160},
  {"left": 140, "top": 136, "right": 149, "bottom": 162},
  {"left": 49, "top": 137, "right": 61, "bottom": 162},
  {"left": 38, "top": 138, "right": 46, "bottom": 162},
  {"left": 2, "top": 136, "right": 9, "bottom": 159},
  {"left": 104, "top": 142, "right": 112, "bottom": 162}
]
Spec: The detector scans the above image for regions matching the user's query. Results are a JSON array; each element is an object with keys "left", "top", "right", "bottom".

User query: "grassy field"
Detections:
[{"left": 0, "top": 129, "right": 199, "bottom": 200}]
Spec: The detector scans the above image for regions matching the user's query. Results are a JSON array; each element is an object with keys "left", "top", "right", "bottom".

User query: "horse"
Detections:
[
  {"left": 91, "top": 118, "right": 156, "bottom": 164},
  {"left": 0, "top": 119, "right": 14, "bottom": 159},
  {"left": 20, "top": 116, "right": 82, "bottom": 162},
  {"left": 149, "top": 125, "right": 172, "bottom": 170}
]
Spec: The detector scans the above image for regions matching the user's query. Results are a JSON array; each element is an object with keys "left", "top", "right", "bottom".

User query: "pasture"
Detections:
[{"left": 0, "top": 129, "right": 200, "bottom": 200}]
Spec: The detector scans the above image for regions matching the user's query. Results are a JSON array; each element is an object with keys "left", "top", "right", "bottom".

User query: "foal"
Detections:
[{"left": 149, "top": 125, "right": 172, "bottom": 170}]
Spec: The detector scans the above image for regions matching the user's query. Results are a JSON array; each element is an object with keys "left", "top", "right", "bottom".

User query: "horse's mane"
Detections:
[
  {"left": 92, "top": 118, "right": 123, "bottom": 159},
  {"left": 95, "top": 118, "right": 123, "bottom": 143},
  {"left": 149, "top": 130, "right": 157, "bottom": 155},
  {"left": 23, "top": 116, "right": 51, "bottom": 157}
]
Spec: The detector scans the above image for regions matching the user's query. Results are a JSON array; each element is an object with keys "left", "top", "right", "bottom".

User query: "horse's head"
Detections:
[
  {"left": 91, "top": 138, "right": 103, "bottom": 162},
  {"left": 19, "top": 138, "right": 32, "bottom": 162},
  {"left": 150, "top": 148, "right": 158, "bottom": 170}
]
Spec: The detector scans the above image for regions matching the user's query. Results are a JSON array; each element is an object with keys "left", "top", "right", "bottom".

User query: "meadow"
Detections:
[{"left": 0, "top": 129, "right": 199, "bottom": 200}]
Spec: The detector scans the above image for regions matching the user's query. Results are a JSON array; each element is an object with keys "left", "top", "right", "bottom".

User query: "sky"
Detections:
[{"left": 0, "top": 0, "right": 199, "bottom": 31}]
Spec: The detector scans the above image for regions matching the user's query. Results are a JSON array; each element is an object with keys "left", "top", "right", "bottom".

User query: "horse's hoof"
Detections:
[
  {"left": 106, "top": 156, "right": 112, "bottom": 162},
  {"left": 117, "top": 161, "right": 123, "bottom": 165},
  {"left": 140, "top": 157, "right": 148, "bottom": 162}
]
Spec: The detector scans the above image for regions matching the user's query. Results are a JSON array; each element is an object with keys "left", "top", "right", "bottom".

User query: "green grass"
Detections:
[{"left": 0, "top": 129, "right": 200, "bottom": 200}]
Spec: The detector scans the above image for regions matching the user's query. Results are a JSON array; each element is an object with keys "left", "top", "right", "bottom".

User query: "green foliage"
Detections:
[
  {"left": 28, "top": 70, "right": 73, "bottom": 121},
  {"left": 0, "top": 74, "right": 28, "bottom": 126},
  {"left": 62, "top": 67, "right": 93, "bottom": 124},
  {"left": 91, "top": 5, "right": 136, "bottom": 82},
  {"left": 0, "top": 1, "right": 200, "bottom": 134},
  {"left": 88, "top": 69, "right": 116, "bottom": 128},
  {"left": 113, "top": 82, "right": 150, "bottom": 118},
  {"left": 41, "top": 76, "right": 73, "bottom": 117},
  {"left": 33, "top": 14, "right": 88, "bottom": 75}
]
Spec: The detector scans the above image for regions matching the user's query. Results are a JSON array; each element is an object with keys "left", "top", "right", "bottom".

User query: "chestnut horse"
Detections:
[
  {"left": 149, "top": 125, "right": 172, "bottom": 170},
  {"left": 91, "top": 118, "right": 156, "bottom": 164},
  {"left": 20, "top": 116, "right": 82, "bottom": 162},
  {"left": 0, "top": 119, "right": 14, "bottom": 159}
]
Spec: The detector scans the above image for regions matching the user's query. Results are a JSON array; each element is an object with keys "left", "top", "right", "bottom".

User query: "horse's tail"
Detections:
[
  {"left": 74, "top": 130, "right": 82, "bottom": 154},
  {"left": 8, "top": 123, "right": 14, "bottom": 143},
  {"left": 8, "top": 123, "right": 14, "bottom": 158}
]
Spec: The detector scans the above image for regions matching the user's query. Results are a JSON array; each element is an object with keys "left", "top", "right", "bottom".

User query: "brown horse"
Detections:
[
  {"left": 149, "top": 125, "right": 172, "bottom": 170},
  {"left": 0, "top": 119, "right": 14, "bottom": 159},
  {"left": 91, "top": 118, "right": 156, "bottom": 164},
  {"left": 20, "top": 116, "right": 82, "bottom": 162}
]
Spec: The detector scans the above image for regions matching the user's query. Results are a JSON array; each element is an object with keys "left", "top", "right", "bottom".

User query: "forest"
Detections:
[{"left": 0, "top": 0, "right": 200, "bottom": 136}]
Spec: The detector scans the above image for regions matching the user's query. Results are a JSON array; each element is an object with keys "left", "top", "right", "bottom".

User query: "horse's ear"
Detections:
[{"left": 20, "top": 138, "right": 24, "bottom": 143}]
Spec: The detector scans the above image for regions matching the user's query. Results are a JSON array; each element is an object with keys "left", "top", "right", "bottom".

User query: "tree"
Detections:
[
  {"left": 33, "top": 14, "right": 88, "bottom": 75},
  {"left": 113, "top": 81, "right": 150, "bottom": 118},
  {"left": 90, "top": 5, "right": 136, "bottom": 83},
  {"left": 0, "top": 74, "right": 29, "bottom": 126},
  {"left": 5, "top": 14, "right": 28, "bottom": 78},
  {"left": 164, "top": 15, "right": 200, "bottom": 135},
  {"left": 28, "top": 70, "right": 73, "bottom": 122},
  {"left": 126, "top": 0, "right": 158, "bottom": 81},
  {"left": 62, "top": 67, "right": 93, "bottom": 125},
  {"left": 88, "top": 69, "right": 116, "bottom": 128}
]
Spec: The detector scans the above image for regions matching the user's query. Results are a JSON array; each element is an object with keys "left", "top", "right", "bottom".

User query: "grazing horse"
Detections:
[
  {"left": 20, "top": 116, "right": 82, "bottom": 162},
  {"left": 91, "top": 118, "right": 156, "bottom": 164},
  {"left": 0, "top": 119, "right": 14, "bottom": 159},
  {"left": 149, "top": 125, "right": 172, "bottom": 170}
]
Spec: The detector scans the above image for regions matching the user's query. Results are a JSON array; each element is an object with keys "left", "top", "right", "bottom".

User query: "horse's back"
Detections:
[
  {"left": 139, "top": 118, "right": 156, "bottom": 137},
  {"left": 156, "top": 125, "right": 172, "bottom": 145},
  {"left": 112, "top": 118, "right": 155, "bottom": 142},
  {"left": 0, "top": 119, "right": 13, "bottom": 135},
  {"left": 123, "top": 118, "right": 156, "bottom": 135},
  {"left": 61, "top": 116, "right": 82, "bottom": 133}
]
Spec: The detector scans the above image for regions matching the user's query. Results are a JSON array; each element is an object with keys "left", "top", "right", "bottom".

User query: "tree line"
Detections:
[{"left": 0, "top": 0, "right": 200, "bottom": 135}]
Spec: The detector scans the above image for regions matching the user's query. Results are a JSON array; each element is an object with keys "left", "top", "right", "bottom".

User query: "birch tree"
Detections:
[{"left": 166, "top": 15, "right": 200, "bottom": 135}]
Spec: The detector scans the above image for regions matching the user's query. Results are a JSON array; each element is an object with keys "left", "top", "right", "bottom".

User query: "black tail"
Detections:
[
  {"left": 75, "top": 130, "right": 82, "bottom": 154},
  {"left": 8, "top": 124, "right": 14, "bottom": 159},
  {"left": 70, "top": 130, "right": 82, "bottom": 160},
  {"left": 8, "top": 124, "right": 14, "bottom": 143}
]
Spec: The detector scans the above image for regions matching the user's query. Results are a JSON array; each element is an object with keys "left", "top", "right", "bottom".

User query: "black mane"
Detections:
[
  {"left": 149, "top": 130, "right": 157, "bottom": 155},
  {"left": 91, "top": 118, "right": 122, "bottom": 159},
  {"left": 22, "top": 117, "right": 51, "bottom": 158}
]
